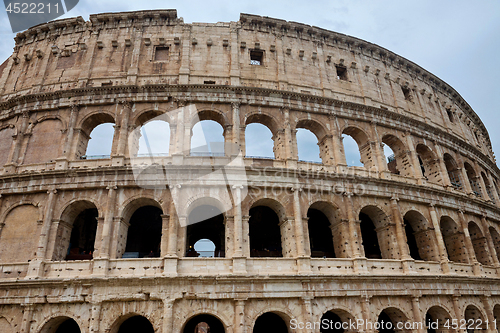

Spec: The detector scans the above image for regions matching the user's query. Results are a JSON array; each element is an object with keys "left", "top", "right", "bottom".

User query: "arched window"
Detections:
[
  {"left": 415, "top": 144, "right": 441, "bottom": 183},
  {"left": 253, "top": 313, "right": 288, "bottom": 333},
  {"left": 320, "top": 309, "right": 355, "bottom": 333},
  {"left": 342, "top": 134, "right": 363, "bottom": 167},
  {"left": 360, "top": 206, "right": 396, "bottom": 259},
  {"left": 39, "top": 317, "right": 81, "bottom": 333},
  {"left": 468, "top": 222, "right": 492, "bottom": 265},
  {"left": 382, "top": 135, "right": 411, "bottom": 176},
  {"left": 123, "top": 206, "right": 163, "bottom": 258},
  {"left": 183, "top": 314, "right": 225, "bottom": 333},
  {"left": 191, "top": 120, "right": 225, "bottom": 156},
  {"left": 377, "top": 308, "right": 408, "bottom": 333},
  {"left": 249, "top": 206, "right": 282, "bottom": 257},
  {"left": 66, "top": 208, "right": 98, "bottom": 261},
  {"left": 342, "top": 127, "right": 371, "bottom": 168},
  {"left": 440, "top": 216, "right": 468, "bottom": 263},
  {"left": 403, "top": 211, "right": 439, "bottom": 261},
  {"left": 137, "top": 120, "right": 170, "bottom": 157},
  {"left": 85, "top": 123, "right": 115, "bottom": 158},
  {"left": 359, "top": 210, "right": 382, "bottom": 259},
  {"left": 296, "top": 128, "right": 321, "bottom": 163},
  {"left": 465, "top": 305, "right": 486, "bottom": 333},
  {"left": 481, "top": 172, "right": 495, "bottom": 202},
  {"left": 186, "top": 205, "right": 225, "bottom": 258},
  {"left": 464, "top": 163, "right": 482, "bottom": 197},
  {"left": 117, "top": 316, "right": 154, "bottom": 333},
  {"left": 444, "top": 153, "right": 462, "bottom": 190},
  {"left": 426, "top": 306, "right": 452, "bottom": 333},
  {"left": 245, "top": 123, "right": 274, "bottom": 158},
  {"left": 489, "top": 227, "right": 500, "bottom": 263}
]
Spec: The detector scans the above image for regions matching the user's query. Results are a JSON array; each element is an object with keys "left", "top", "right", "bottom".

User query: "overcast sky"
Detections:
[{"left": 1, "top": 1, "right": 499, "bottom": 164}]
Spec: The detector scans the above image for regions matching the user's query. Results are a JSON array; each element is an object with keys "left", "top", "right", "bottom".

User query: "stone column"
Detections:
[
  {"left": 167, "top": 185, "right": 180, "bottom": 257},
  {"left": 282, "top": 108, "right": 297, "bottom": 168},
  {"left": 318, "top": 134, "right": 335, "bottom": 166},
  {"left": 178, "top": 25, "right": 191, "bottom": 84},
  {"left": 233, "top": 185, "right": 246, "bottom": 267},
  {"left": 434, "top": 145, "right": 452, "bottom": 188},
  {"left": 361, "top": 296, "right": 373, "bottom": 333},
  {"left": 390, "top": 197, "right": 411, "bottom": 260},
  {"left": 459, "top": 167, "right": 473, "bottom": 194},
  {"left": 58, "top": 103, "right": 79, "bottom": 167},
  {"left": 451, "top": 296, "right": 462, "bottom": 324},
  {"left": 110, "top": 217, "right": 130, "bottom": 259},
  {"left": 97, "top": 185, "right": 118, "bottom": 259},
  {"left": 405, "top": 134, "right": 424, "bottom": 181},
  {"left": 9, "top": 112, "right": 30, "bottom": 166},
  {"left": 480, "top": 295, "right": 497, "bottom": 333},
  {"left": 89, "top": 302, "right": 102, "bottom": 333},
  {"left": 113, "top": 101, "right": 133, "bottom": 164},
  {"left": 411, "top": 297, "right": 425, "bottom": 333},
  {"left": 35, "top": 188, "right": 58, "bottom": 260},
  {"left": 344, "top": 194, "right": 360, "bottom": 257},
  {"left": 160, "top": 214, "right": 170, "bottom": 258},
  {"left": 458, "top": 210, "right": 481, "bottom": 275},
  {"left": 292, "top": 187, "right": 306, "bottom": 257},
  {"left": 231, "top": 102, "right": 241, "bottom": 155},
  {"left": 428, "top": 204, "right": 451, "bottom": 274},
  {"left": 242, "top": 215, "right": 250, "bottom": 257},
  {"left": 20, "top": 304, "right": 34, "bottom": 333},
  {"left": 234, "top": 299, "right": 246, "bottom": 333},
  {"left": 162, "top": 299, "right": 175, "bottom": 333},
  {"left": 301, "top": 297, "right": 314, "bottom": 333},
  {"left": 481, "top": 216, "right": 500, "bottom": 266}
]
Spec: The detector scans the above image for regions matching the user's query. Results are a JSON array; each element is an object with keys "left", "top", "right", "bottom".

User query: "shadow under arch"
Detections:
[
  {"left": 425, "top": 305, "right": 452, "bottom": 333},
  {"left": 38, "top": 316, "right": 81, "bottom": 333},
  {"left": 443, "top": 153, "right": 463, "bottom": 190},
  {"left": 382, "top": 134, "right": 411, "bottom": 177},
  {"left": 464, "top": 305, "right": 486, "bottom": 332},
  {"left": 440, "top": 216, "right": 469, "bottom": 263},
  {"left": 249, "top": 198, "right": 287, "bottom": 258},
  {"left": 415, "top": 144, "right": 441, "bottom": 184},
  {"left": 359, "top": 205, "right": 395, "bottom": 259},
  {"left": 182, "top": 313, "right": 226, "bottom": 333},
  {"left": 377, "top": 307, "right": 410, "bottom": 333},
  {"left": 109, "top": 314, "right": 154, "bottom": 333},
  {"left": 320, "top": 308, "right": 356, "bottom": 333},
  {"left": 252, "top": 311, "right": 290, "bottom": 333},
  {"left": 307, "top": 201, "right": 339, "bottom": 258},
  {"left": 403, "top": 210, "right": 439, "bottom": 261},
  {"left": 468, "top": 221, "right": 492, "bottom": 265}
]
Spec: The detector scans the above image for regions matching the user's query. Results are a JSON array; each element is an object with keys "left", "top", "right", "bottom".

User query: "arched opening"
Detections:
[
  {"left": 307, "top": 207, "right": 335, "bottom": 258},
  {"left": 359, "top": 211, "right": 382, "bottom": 259},
  {"left": 415, "top": 144, "right": 441, "bottom": 184},
  {"left": 464, "top": 305, "right": 486, "bottom": 333},
  {"left": 66, "top": 208, "right": 98, "bottom": 260},
  {"left": 136, "top": 120, "right": 170, "bottom": 157},
  {"left": 24, "top": 119, "right": 63, "bottom": 164},
  {"left": 245, "top": 123, "right": 274, "bottom": 159},
  {"left": 123, "top": 206, "right": 163, "bottom": 258},
  {"left": 320, "top": 309, "right": 355, "bottom": 333},
  {"left": 377, "top": 308, "right": 408, "bottom": 333},
  {"left": 403, "top": 210, "right": 438, "bottom": 261},
  {"left": 342, "top": 127, "right": 372, "bottom": 169},
  {"left": 39, "top": 317, "right": 81, "bottom": 333},
  {"left": 249, "top": 205, "right": 283, "bottom": 257},
  {"left": 360, "top": 206, "right": 396, "bottom": 259},
  {"left": 117, "top": 316, "right": 154, "bottom": 333},
  {"left": 342, "top": 134, "right": 363, "bottom": 167},
  {"left": 0, "top": 127, "right": 15, "bottom": 166},
  {"left": 186, "top": 205, "right": 225, "bottom": 258},
  {"left": 464, "top": 163, "right": 482, "bottom": 197},
  {"left": 381, "top": 135, "right": 412, "bottom": 177},
  {"left": 440, "top": 216, "right": 468, "bottom": 263},
  {"left": 253, "top": 312, "right": 288, "bottom": 333},
  {"left": 191, "top": 120, "right": 225, "bottom": 156},
  {"left": 493, "top": 304, "right": 500, "bottom": 326},
  {"left": 489, "top": 227, "right": 500, "bottom": 262},
  {"left": 296, "top": 128, "right": 321, "bottom": 163},
  {"left": 85, "top": 123, "right": 115, "bottom": 159},
  {"left": 468, "top": 222, "right": 492, "bottom": 265},
  {"left": 183, "top": 314, "right": 225, "bottom": 333},
  {"left": 443, "top": 153, "right": 462, "bottom": 190},
  {"left": 425, "top": 306, "right": 452, "bottom": 333},
  {"left": 481, "top": 172, "right": 495, "bottom": 202}
]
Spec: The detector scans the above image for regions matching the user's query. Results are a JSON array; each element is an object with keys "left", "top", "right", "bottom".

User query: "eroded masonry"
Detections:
[{"left": 0, "top": 9, "right": 499, "bottom": 333}]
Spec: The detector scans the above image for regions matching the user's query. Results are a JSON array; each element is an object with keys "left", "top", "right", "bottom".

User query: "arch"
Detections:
[
  {"left": 493, "top": 304, "right": 500, "bottom": 325},
  {"left": 464, "top": 163, "right": 482, "bottom": 197},
  {"left": 468, "top": 221, "right": 492, "bottom": 265},
  {"left": 403, "top": 210, "right": 439, "bottom": 261},
  {"left": 186, "top": 204, "right": 225, "bottom": 258},
  {"left": 128, "top": 110, "right": 172, "bottom": 158},
  {"left": 415, "top": 144, "right": 441, "bottom": 184},
  {"left": 296, "top": 128, "right": 321, "bottom": 163},
  {"left": 23, "top": 118, "right": 63, "bottom": 164},
  {"left": 249, "top": 198, "right": 286, "bottom": 258},
  {"left": 190, "top": 120, "right": 225, "bottom": 156},
  {"left": 183, "top": 313, "right": 226, "bottom": 333},
  {"left": 0, "top": 125, "right": 15, "bottom": 167},
  {"left": 132, "top": 109, "right": 172, "bottom": 128},
  {"left": 55, "top": 200, "right": 99, "bottom": 261},
  {"left": 359, "top": 205, "right": 396, "bottom": 259},
  {"left": 245, "top": 123, "right": 274, "bottom": 159},
  {"left": 190, "top": 109, "right": 229, "bottom": 129},
  {"left": 120, "top": 197, "right": 163, "bottom": 223},
  {"left": 425, "top": 306, "right": 452, "bottom": 333},
  {"left": 245, "top": 112, "right": 280, "bottom": 136},
  {"left": 38, "top": 316, "right": 81, "bottom": 333},
  {"left": 440, "top": 216, "right": 468, "bottom": 263},
  {"left": 382, "top": 134, "right": 411, "bottom": 177},
  {"left": 109, "top": 314, "right": 155, "bottom": 333},
  {"left": 320, "top": 308, "right": 356, "bottom": 333},
  {"left": 488, "top": 227, "right": 500, "bottom": 262},
  {"left": 79, "top": 111, "right": 116, "bottom": 135},
  {"left": 342, "top": 126, "right": 372, "bottom": 168},
  {"left": 31, "top": 115, "right": 67, "bottom": 131},
  {"left": 307, "top": 201, "right": 338, "bottom": 258},
  {"left": 122, "top": 198, "right": 163, "bottom": 258},
  {"left": 481, "top": 172, "right": 495, "bottom": 202},
  {"left": 377, "top": 307, "right": 409, "bottom": 333},
  {"left": 85, "top": 123, "right": 115, "bottom": 157},
  {"left": 0, "top": 203, "right": 39, "bottom": 263},
  {"left": 443, "top": 153, "right": 463, "bottom": 190},
  {"left": 78, "top": 112, "right": 116, "bottom": 159},
  {"left": 296, "top": 119, "right": 328, "bottom": 142},
  {"left": 253, "top": 312, "right": 289, "bottom": 333},
  {"left": 464, "top": 305, "right": 486, "bottom": 332}
]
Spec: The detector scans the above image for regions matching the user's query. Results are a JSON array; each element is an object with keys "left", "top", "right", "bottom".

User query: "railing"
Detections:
[
  {"left": 245, "top": 155, "right": 274, "bottom": 160},
  {"left": 190, "top": 152, "right": 225, "bottom": 157},
  {"left": 133, "top": 153, "right": 169, "bottom": 158},
  {"left": 80, "top": 154, "right": 111, "bottom": 160}
]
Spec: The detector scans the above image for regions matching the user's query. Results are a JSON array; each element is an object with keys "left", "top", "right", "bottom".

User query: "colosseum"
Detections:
[{"left": 0, "top": 8, "right": 499, "bottom": 333}]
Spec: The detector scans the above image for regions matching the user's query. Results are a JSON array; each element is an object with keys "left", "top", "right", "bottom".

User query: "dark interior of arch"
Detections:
[
  {"left": 249, "top": 206, "right": 282, "bottom": 257},
  {"left": 66, "top": 208, "right": 98, "bottom": 260},
  {"left": 320, "top": 311, "right": 344, "bottom": 333},
  {"left": 253, "top": 312, "right": 288, "bottom": 333},
  {"left": 125, "top": 206, "right": 162, "bottom": 258},
  {"left": 55, "top": 318, "right": 81, "bottom": 333},
  {"left": 117, "top": 316, "right": 154, "bottom": 333},
  {"left": 307, "top": 208, "right": 335, "bottom": 258},
  {"left": 186, "top": 205, "right": 225, "bottom": 257},
  {"left": 403, "top": 218, "right": 422, "bottom": 260},
  {"left": 183, "top": 314, "right": 225, "bottom": 333},
  {"left": 359, "top": 212, "right": 382, "bottom": 259},
  {"left": 425, "top": 313, "right": 436, "bottom": 333},
  {"left": 377, "top": 311, "right": 395, "bottom": 333}
]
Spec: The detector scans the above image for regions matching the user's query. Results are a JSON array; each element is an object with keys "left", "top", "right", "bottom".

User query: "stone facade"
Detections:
[{"left": 0, "top": 9, "right": 499, "bottom": 333}]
